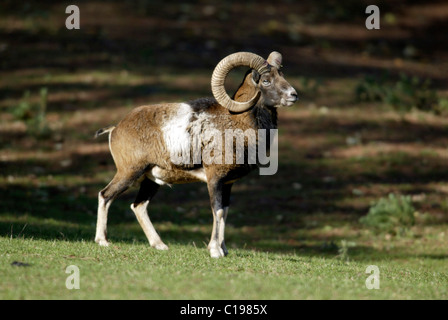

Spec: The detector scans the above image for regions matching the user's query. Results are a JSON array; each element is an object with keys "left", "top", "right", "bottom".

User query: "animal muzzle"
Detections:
[{"left": 283, "top": 88, "right": 298, "bottom": 106}]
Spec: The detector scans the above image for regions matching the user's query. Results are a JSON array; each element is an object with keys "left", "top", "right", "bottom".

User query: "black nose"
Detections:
[{"left": 290, "top": 92, "right": 298, "bottom": 101}]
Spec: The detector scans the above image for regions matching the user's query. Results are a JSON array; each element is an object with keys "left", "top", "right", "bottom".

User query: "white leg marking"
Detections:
[
  {"left": 95, "top": 192, "right": 111, "bottom": 246},
  {"left": 131, "top": 201, "right": 168, "bottom": 250},
  {"left": 208, "top": 208, "right": 225, "bottom": 258}
]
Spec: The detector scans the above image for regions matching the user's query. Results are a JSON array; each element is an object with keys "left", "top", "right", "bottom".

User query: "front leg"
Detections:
[
  {"left": 208, "top": 209, "right": 226, "bottom": 258},
  {"left": 206, "top": 178, "right": 228, "bottom": 258}
]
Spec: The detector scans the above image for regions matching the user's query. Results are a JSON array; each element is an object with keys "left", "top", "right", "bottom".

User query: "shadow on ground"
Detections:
[{"left": 1, "top": 1, "right": 448, "bottom": 261}]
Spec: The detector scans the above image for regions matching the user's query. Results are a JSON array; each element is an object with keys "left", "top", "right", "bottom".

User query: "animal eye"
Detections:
[{"left": 262, "top": 80, "right": 271, "bottom": 86}]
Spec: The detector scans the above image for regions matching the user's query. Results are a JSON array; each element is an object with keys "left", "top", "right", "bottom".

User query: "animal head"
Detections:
[
  {"left": 253, "top": 52, "right": 298, "bottom": 108},
  {"left": 211, "top": 51, "right": 298, "bottom": 112}
]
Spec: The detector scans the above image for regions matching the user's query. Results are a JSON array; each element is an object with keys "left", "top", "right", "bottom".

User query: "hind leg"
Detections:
[
  {"left": 95, "top": 171, "right": 139, "bottom": 246},
  {"left": 218, "top": 183, "right": 232, "bottom": 256},
  {"left": 130, "top": 178, "right": 168, "bottom": 250}
]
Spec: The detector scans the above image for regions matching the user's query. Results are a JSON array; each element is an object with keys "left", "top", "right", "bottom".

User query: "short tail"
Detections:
[{"left": 94, "top": 125, "right": 116, "bottom": 138}]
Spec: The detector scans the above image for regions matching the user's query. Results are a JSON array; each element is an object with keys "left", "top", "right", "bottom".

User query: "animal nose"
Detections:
[{"left": 290, "top": 90, "right": 298, "bottom": 101}]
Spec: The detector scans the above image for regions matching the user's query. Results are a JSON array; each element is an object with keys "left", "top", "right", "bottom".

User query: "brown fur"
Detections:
[{"left": 95, "top": 53, "right": 297, "bottom": 257}]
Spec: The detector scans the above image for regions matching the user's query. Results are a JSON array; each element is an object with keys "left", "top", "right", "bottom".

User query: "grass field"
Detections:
[
  {"left": 1, "top": 1, "right": 448, "bottom": 300},
  {"left": 2, "top": 237, "right": 447, "bottom": 300}
]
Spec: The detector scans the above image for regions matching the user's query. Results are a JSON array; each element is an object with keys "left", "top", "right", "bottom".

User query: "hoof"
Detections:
[
  {"left": 152, "top": 242, "right": 169, "bottom": 251},
  {"left": 209, "top": 242, "right": 225, "bottom": 258},
  {"left": 221, "top": 243, "right": 229, "bottom": 256},
  {"left": 95, "top": 239, "right": 110, "bottom": 247}
]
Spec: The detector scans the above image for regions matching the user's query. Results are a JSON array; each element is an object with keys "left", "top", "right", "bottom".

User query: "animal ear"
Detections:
[{"left": 251, "top": 70, "right": 261, "bottom": 84}]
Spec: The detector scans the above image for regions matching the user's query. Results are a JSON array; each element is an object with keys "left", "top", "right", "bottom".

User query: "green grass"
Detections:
[
  {"left": 1, "top": 206, "right": 448, "bottom": 300},
  {"left": 2, "top": 99, "right": 448, "bottom": 300},
  {"left": 1, "top": 236, "right": 447, "bottom": 300},
  {"left": 2, "top": 0, "right": 448, "bottom": 300},
  {"left": 2, "top": 117, "right": 448, "bottom": 299},
  {"left": 360, "top": 193, "right": 415, "bottom": 235}
]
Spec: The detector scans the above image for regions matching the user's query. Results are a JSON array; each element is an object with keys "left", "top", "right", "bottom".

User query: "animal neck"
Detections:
[
  {"left": 231, "top": 102, "right": 277, "bottom": 132},
  {"left": 252, "top": 103, "right": 278, "bottom": 130}
]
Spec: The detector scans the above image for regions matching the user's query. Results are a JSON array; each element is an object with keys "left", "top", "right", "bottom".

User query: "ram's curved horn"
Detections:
[{"left": 211, "top": 52, "right": 270, "bottom": 113}]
